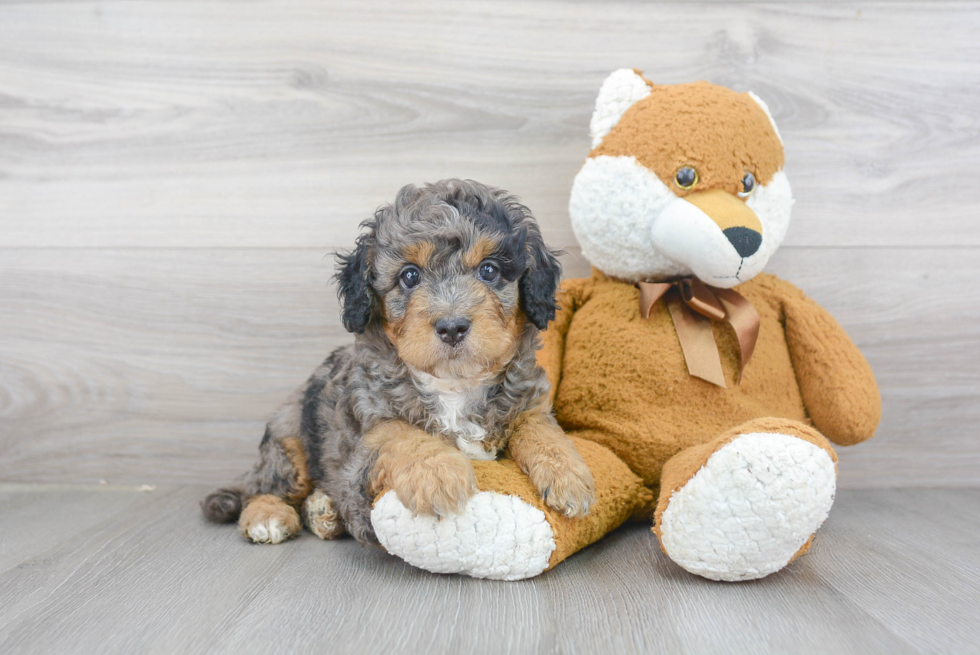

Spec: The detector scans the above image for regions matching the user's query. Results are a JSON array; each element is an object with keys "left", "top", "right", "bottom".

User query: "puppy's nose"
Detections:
[
  {"left": 723, "top": 226, "right": 762, "bottom": 258},
  {"left": 434, "top": 317, "right": 471, "bottom": 346}
]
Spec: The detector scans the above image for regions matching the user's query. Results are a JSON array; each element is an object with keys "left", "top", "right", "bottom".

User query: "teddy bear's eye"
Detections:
[
  {"left": 675, "top": 166, "right": 698, "bottom": 190},
  {"left": 738, "top": 171, "right": 756, "bottom": 198}
]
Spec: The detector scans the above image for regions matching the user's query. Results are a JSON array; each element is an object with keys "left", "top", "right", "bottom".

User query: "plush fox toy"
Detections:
[{"left": 370, "top": 69, "right": 881, "bottom": 582}]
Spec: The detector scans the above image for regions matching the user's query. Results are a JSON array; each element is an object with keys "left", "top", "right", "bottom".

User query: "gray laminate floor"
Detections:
[{"left": 0, "top": 485, "right": 977, "bottom": 654}]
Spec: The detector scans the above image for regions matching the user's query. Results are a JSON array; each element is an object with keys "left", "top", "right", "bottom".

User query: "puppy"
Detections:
[{"left": 201, "top": 179, "right": 596, "bottom": 545}]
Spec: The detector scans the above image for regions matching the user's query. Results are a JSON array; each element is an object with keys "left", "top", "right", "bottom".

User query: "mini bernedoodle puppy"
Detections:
[{"left": 202, "top": 179, "right": 596, "bottom": 545}]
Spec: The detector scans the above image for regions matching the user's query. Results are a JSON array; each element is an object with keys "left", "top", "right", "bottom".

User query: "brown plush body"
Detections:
[{"left": 540, "top": 270, "right": 880, "bottom": 493}]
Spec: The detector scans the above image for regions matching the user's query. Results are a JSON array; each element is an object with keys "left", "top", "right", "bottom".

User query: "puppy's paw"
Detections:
[
  {"left": 393, "top": 450, "right": 478, "bottom": 518},
  {"left": 238, "top": 494, "right": 301, "bottom": 544},
  {"left": 302, "top": 489, "right": 345, "bottom": 540},
  {"left": 530, "top": 454, "right": 596, "bottom": 519}
]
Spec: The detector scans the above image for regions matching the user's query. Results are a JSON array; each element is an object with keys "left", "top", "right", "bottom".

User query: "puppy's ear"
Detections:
[
  {"left": 335, "top": 227, "right": 376, "bottom": 334},
  {"left": 519, "top": 224, "right": 562, "bottom": 330}
]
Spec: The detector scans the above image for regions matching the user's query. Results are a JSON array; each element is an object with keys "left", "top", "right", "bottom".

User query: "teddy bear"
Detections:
[{"left": 369, "top": 69, "right": 881, "bottom": 582}]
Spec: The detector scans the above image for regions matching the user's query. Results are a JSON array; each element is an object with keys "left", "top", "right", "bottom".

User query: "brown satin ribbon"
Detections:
[{"left": 637, "top": 278, "right": 760, "bottom": 388}]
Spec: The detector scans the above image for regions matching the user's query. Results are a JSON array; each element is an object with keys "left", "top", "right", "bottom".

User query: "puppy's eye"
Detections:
[
  {"left": 675, "top": 166, "right": 698, "bottom": 190},
  {"left": 738, "top": 171, "right": 756, "bottom": 198},
  {"left": 399, "top": 266, "right": 421, "bottom": 289},
  {"left": 477, "top": 261, "right": 499, "bottom": 283}
]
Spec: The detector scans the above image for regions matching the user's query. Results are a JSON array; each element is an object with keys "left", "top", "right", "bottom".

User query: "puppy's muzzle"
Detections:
[{"left": 434, "top": 316, "right": 471, "bottom": 346}]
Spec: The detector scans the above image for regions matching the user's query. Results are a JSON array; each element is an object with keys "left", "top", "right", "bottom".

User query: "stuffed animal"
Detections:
[{"left": 370, "top": 69, "right": 881, "bottom": 581}]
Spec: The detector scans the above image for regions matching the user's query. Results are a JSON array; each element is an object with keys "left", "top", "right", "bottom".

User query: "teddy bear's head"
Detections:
[{"left": 569, "top": 69, "right": 792, "bottom": 288}]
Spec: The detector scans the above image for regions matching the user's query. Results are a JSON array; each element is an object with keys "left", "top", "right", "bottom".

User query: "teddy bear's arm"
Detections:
[
  {"left": 537, "top": 276, "right": 593, "bottom": 405},
  {"left": 780, "top": 283, "right": 882, "bottom": 446}
]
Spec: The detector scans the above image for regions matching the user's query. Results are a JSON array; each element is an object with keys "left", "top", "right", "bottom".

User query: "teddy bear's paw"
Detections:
[
  {"left": 371, "top": 490, "right": 556, "bottom": 581},
  {"left": 659, "top": 432, "right": 836, "bottom": 581}
]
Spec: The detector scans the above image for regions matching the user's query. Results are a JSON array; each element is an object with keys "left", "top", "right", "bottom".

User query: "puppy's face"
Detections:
[
  {"left": 336, "top": 180, "right": 561, "bottom": 380},
  {"left": 380, "top": 235, "right": 524, "bottom": 379}
]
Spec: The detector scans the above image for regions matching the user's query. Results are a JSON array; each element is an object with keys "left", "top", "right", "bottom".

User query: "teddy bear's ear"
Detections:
[
  {"left": 589, "top": 68, "right": 652, "bottom": 148},
  {"left": 747, "top": 91, "right": 784, "bottom": 146}
]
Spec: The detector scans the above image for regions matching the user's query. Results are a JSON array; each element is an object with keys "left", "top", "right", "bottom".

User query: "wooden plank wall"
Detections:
[{"left": 1, "top": 1, "right": 978, "bottom": 488}]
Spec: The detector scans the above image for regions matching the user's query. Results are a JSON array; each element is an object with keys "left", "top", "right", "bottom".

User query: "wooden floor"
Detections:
[{"left": 0, "top": 485, "right": 976, "bottom": 654}]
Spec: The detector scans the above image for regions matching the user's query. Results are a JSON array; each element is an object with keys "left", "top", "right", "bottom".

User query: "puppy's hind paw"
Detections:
[
  {"left": 238, "top": 495, "right": 301, "bottom": 544},
  {"left": 302, "top": 489, "right": 345, "bottom": 540}
]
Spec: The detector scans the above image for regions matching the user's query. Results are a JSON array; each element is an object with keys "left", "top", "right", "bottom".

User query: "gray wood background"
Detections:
[{"left": 1, "top": 1, "right": 978, "bottom": 488}]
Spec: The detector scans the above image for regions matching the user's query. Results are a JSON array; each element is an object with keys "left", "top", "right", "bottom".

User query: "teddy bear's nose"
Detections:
[{"left": 723, "top": 227, "right": 762, "bottom": 258}]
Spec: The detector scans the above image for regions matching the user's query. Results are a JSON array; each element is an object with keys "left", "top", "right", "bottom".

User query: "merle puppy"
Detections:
[{"left": 202, "top": 180, "right": 596, "bottom": 545}]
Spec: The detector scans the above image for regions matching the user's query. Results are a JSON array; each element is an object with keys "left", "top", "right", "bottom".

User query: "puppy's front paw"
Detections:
[
  {"left": 393, "top": 450, "right": 478, "bottom": 518},
  {"left": 530, "top": 454, "right": 596, "bottom": 519}
]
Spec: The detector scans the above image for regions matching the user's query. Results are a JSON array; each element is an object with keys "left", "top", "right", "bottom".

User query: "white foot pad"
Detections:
[
  {"left": 659, "top": 432, "right": 836, "bottom": 581},
  {"left": 371, "top": 490, "right": 556, "bottom": 581}
]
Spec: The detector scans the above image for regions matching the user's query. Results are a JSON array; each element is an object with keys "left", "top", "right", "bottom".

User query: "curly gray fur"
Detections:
[{"left": 202, "top": 179, "right": 562, "bottom": 545}]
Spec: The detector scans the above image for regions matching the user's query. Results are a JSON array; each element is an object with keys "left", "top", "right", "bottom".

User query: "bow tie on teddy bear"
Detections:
[{"left": 636, "top": 278, "right": 760, "bottom": 387}]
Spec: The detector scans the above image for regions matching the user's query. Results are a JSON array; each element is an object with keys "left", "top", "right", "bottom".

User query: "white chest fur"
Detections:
[{"left": 410, "top": 369, "right": 495, "bottom": 461}]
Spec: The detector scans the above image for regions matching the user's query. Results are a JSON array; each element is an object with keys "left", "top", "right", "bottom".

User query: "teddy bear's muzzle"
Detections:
[{"left": 651, "top": 190, "right": 767, "bottom": 287}]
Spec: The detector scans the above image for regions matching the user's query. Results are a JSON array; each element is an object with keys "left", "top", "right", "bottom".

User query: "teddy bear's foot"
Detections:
[
  {"left": 655, "top": 418, "right": 837, "bottom": 581},
  {"left": 371, "top": 437, "right": 646, "bottom": 580},
  {"left": 373, "top": 489, "right": 557, "bottom": 580}
]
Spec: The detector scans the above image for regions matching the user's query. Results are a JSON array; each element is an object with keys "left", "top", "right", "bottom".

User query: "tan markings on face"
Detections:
[
  {"left": 590, "top": 80, "right": 784, "bottom": 196},
  {"left": 282, "top": 437, "right": 313, "bottom": 504},
  {"left": 402, "top": 240, "right": 436, "bottom": 268},
  {"left": 383, "top": 278, "right": 522, "bottom": 378},
  {"left": 466, "top": 280, "right": 521, "bottom": 375},
  {"left": 384, "top": 286, "right": 441, "bottom": 374},
  {"left": 462, "top": 236, "right": 499, "bottom": 269}
]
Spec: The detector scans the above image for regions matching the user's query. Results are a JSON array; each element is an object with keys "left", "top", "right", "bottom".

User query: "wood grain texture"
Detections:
[
  {"left": 0, "top": 249, "right": 345, "bottom": 485},
  {"left": 1, "top": 246, "right": 978, "bottom": 487},
  {"left": 0, "top": 0, "right": 978, "bottom": 488},
  {"left": 0, "top": 485, "right": 977, "bottom": 654},
  {"left": 0, "top": 1, "right": 979, "bottom": 250},
  {"left": 814, "top": 488, "right": 980, "bottom": 653},
  {"left": 0, "top": 483, "right": 149, "bottom": 570}
]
